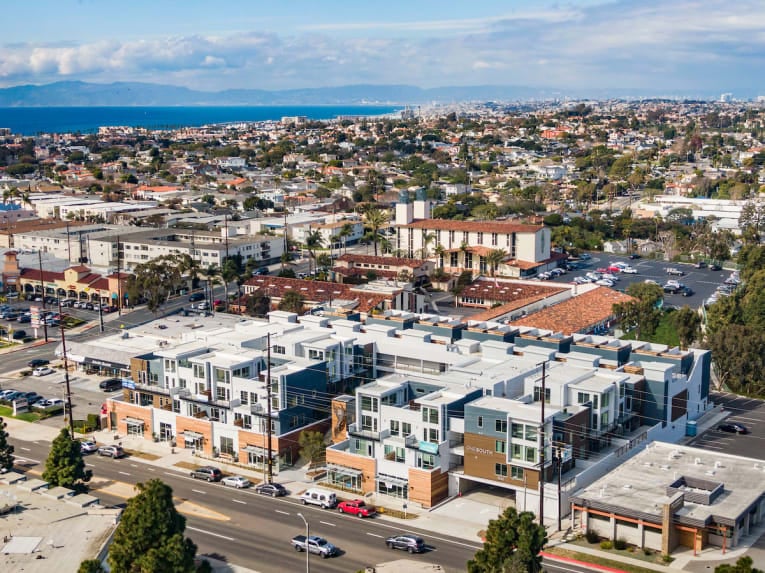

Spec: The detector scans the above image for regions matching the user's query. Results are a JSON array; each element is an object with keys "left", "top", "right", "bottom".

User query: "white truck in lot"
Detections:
[
  {"left": 665, "top": 267, "right": 685, "bottom": 276},
  {"left": 290, "top": 535, "right": 339, "bottom": 558}
]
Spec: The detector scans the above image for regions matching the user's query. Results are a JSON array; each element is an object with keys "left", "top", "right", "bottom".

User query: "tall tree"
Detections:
[
  {"left": 77, "top": 560, "right": 105, "bottom": 573},
  {"left": 485, "top": 249, "right": 508, "bottom": 279},
  {"left": 671, "top": 306, "right": 702, "bottom": 350},
  {"left": 298, "top": 430, "right": 326, "bottom": 466},
  {"left": 612, "top": 282, "right": 663, "bottom": 340},
  {"left": 304, "top": 229, "right": 324, "bottom": 275},
  {"left": 338, "top": 222, "right": 354, "bottom": 254},
  {"left": 108, "top": 479, "right": 197, "bottom": 573},
  {"left": 715, "top": 556, "right": 764, "bottom": 573},
  {"left": 467, "top": 507, "right": 547, "bottom": 573},
  {"left": 0, "top": 417, "right": 14, "bottom": 473},
  {"left": 362, "top": 205, "right": 390, "bottom": 257},
  {"left": 43, "top": 428, "right": 90, "bottom": 490}
]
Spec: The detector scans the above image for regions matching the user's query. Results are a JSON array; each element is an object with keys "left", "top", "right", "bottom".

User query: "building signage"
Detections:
[
  {"left": 13, "top": 397, "right": 29, "bottom": 415},
  {"left": 122, "top": 379, "right": 135, "bottom": 390},
  {"left": 83, "top": 357, "right": 126, "bottom": 369},
  {"left": 466, "top": 445, "right": 494, "bottom": 456}
]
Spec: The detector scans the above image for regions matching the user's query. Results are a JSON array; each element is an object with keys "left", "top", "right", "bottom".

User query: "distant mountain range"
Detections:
[{"left": 0, "top": 81, "right": 740, "bottom": 107}]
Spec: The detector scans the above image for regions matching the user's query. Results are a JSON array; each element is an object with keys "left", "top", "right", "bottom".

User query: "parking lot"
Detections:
[
  {"left": 0, "top": 365, "right": 119, "bottom": 428},
  {"left": 544, "top": 252, "right": 737, "bottom": 308},
  {"left": 687, "top": 391, "right": 765, "bottom": 460}
]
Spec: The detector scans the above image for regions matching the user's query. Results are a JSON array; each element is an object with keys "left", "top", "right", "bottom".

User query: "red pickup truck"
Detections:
[{"left": 337, "top": 499, "right": 376, "bottom": 517}]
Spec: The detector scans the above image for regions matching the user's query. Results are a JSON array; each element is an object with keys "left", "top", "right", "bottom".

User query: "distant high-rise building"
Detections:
[{"left": 720, "top": 93, "right": 733, "bottom": 103}]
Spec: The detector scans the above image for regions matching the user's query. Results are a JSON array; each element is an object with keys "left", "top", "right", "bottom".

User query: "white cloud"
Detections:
[{"left": 1, "top": 0, "right": 765, "bottom": 91}]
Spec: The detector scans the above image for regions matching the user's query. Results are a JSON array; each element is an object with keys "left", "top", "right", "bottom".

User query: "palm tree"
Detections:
[
  {"left": 220, "top": 259, "right": 240, "bottom": 312},
  {"left": 338, "top": 222, "right": 353, "bottom": 255},
  {"left": 202, "top": 264, "right": 221, "bottom": 305},
  {"left": 362, "top": 205, "right": 390, "bottom": 257},
  {"left": 485, "top": 249, "right": 507, "bottom": 279},
  {"left": 417, "top": 232, "right": 436, "bottom": 260},
  {"left": 304, "top": 229, "right": 324, "bottom": 275},
  {"left": 434, "top": 244, "right": 446, "bottom": 269}
]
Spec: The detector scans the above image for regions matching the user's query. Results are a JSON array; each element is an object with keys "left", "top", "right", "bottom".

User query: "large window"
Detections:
[
  {"left": 233, "top": 366, "right": 251, "bottom": 378},
  {"left": 533, "top": 386, "right": 551, "bottom": 404},
  {"left": 361, "top": 414, "right": 377, "bottom": 432},
  {"left": 524, "top": 425, "right": 537, "bottom": 441},
  {"left": 511, "top": 422, "right": 524, "bottom": 439},
  {"left": 525, "top": 446, "right": 537, "bottom": 463},
  {"left": 422, "top": 406, "right": 439, "bottom": 424},
  {"left": 495, "top": 419, "right": 508, "bottom": 433},
  {"left": 495, "top": 440, "right": 506, "bottom": 454},
  {"left": 511, "top": 466, "right": 524, "bottom": 480},
  {"left": 423, "top": 427, "right": 439, "bottom": 443},
  {"left": 419, "top": 453, "right": 436, "bottom": 470},
  {"left": 193, "top": 364, "right": 205, "bottom": 379},
  {"left": 219, "top": 436, "right": 234, "bottom": 456},
  {"left": 390, "top": 420, "right": 400, "bottom": 436},
  {"left": 511, "top": 443, "right": 522, "bottom": 460},
  {"left": 402, "top": 422, "right": 412, "bottom": 436},
  {"left": 214, "top": 368, "right": 230, "bottom": 383},
  {"left": 495, "top": 463, "right": 508, "bottom": 477},
  {"left": 360, "top": 395, "right": 379, "bottom": 412}
]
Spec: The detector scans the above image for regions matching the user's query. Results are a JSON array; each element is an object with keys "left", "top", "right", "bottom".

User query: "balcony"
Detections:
[
  {"left": 348, "top": 422, "right": 390, "bottom": 441},
  {"left": 134, "top": 381, "right": 172, "bottom": 395}
]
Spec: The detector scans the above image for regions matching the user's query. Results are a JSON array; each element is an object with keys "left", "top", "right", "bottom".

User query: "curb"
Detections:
[{"left": 540, "top": 551, "right": 628, "bottom": 573}]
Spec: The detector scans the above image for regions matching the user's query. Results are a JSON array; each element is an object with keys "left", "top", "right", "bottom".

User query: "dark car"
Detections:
[
  {"left": 12, "top": 330, "right": 26, "bottom": 340},
  {"left": 709, "top": 264, "right": 722, "bottom": 271},
  {"left": 253, "top": 267, "right": 269, "bottom": 276},
  {"left": 385, "top": 534, "right": 425, "bottom": 554},
  {"left": 629, "top": 253, "right": 641, "bottom": 259},
  {"left": 99, "top": 378, "right": 123, "bottom": 392},
  {"left": 20, "top": 392, "right": 43, "bottom": 404},
  {"left": 681, "top": 287, "right": 694, "bottom": 297},
  {"left": 693, "top": 261, "right": 707, "bottom": 269},
  {"left": 254, "top": 482, "right": 287, "bottom": 497},
  {"left": 28, "top": 358, "right": 50, "bottom": 368},
  {"left": 718, "top": 423, "right": 749, "bottom": 434},
  {"left": 188, "top": 292, "right": 205, "bottom": 302},
  {"left": 190, "top": 466, "right": 222, "bottom": 482}
]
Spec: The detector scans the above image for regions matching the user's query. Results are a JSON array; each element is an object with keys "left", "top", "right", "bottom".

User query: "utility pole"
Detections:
[
  {"left": 557, "top": 449, "right": 563, "bottom": 532},
  {"left": 116, "top": 236, "right": 122, "bottom": 316},
  {"left": 537, "top": 360, "right": 547, "bottom": 529},
  {"left": 58, "top": 299, "right": 75, "bottom": 438},
  {"left": 37, "top": 250, "right": 48, "bottom": 342},
  {"left": 98, "top": 301, "right": 105, "bottom": 333},
  {"left": 266, "top": 332, "right": 273, "bottom": 484},
  {"left": 65, "top": 221, "right": 72, "bottom": 262},
  {"left": 224, "top": 214, "right": 229, "bottom": 261}
]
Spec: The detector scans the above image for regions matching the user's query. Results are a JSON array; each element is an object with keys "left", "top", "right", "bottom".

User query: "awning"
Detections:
[
  {"left": 182, "top": 430, "right": 203, "bottom": 440},
  {"left": 326, "top": 463, "right": 363, "bottom": 478},
  {"left": 123, "top": 417, "right": 145, "bottom": 426},
  {"left": 376, "top": 473, "right": 408, "bottom": 487},
  {"left": 242, "top": 445, "right": 266, "bottom": 455}
]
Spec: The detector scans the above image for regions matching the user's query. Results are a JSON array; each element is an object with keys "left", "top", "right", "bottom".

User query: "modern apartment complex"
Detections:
[{"left": 85, "top": 305, "right": 711, "bottom": 522}]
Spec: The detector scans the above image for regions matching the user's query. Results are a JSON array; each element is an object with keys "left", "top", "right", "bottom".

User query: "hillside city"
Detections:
[{"left": 1, "top": 99, "right": 765, "bottom": 573}]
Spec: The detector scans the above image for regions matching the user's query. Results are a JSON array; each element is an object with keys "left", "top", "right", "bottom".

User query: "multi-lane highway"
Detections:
[{"left": 10, "top": 438, "right": 480, "bottom": 573}]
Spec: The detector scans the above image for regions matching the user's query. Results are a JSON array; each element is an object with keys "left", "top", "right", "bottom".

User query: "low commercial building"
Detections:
[
  {"left": 331, "top": 254, "right": 434, "bottom": 284},
  {"left": 571, "top": 442, "right": 765, "bottom": 555}
]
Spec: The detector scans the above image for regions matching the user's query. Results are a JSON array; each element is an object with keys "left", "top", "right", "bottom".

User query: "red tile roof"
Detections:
[
  {"left": 509, "top": 286, "right": 633, "bottom": 335},
  {"left": 399, "top": 219, "right": 542, "bottom": 234},
  {"left": 461, "top": 279, "right": 568, "bottom": 304},
  {"left": 335, "top": 254, "right": 427, "bottom": 268}
]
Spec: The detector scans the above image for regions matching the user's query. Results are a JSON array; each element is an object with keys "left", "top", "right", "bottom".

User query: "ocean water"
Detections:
[{"left": 0, "top": 105, "right": 401, "bottom": 136}]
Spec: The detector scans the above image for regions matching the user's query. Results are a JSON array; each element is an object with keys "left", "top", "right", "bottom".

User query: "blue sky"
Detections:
[{"left": 1, "top": 0, "right": 763, "bottom": 94}]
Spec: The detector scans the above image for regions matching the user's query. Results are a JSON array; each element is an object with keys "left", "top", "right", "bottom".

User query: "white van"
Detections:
[{"left": 299, "top": 488, "right": 337, "bottom": 509}]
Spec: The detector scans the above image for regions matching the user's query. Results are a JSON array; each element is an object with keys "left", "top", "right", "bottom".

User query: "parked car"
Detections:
[
  {"left": 628, "top": 253, "right": 641, "bottom": 259},
  {"left": 337, "top": 499, "right": 376, "bottom": 517},
  {"left": 33, "top": 367, "right": 54, "bottom": 376},
  {"left": 665, "top": 267, "right": 685, "bottom": 276},
  {"left": 190, "top": 466, "right": 222, "bottom": 482},
  {"left": 80, "top": 441, "right": 99, "bottom": 454},
  {"left": 718, "top": 423, "right": 749, "bottom": 434},
  {"left": 33, "top": 398, "right": 65, "bottom": 411},
  {"left": 0, "top": 389, "right": 19, "bottom": 401},
  {"left": 254, "top": 482, "right": 288, "bottom": 497},
  {"left": 299, "top": 488, "right": 337, "bottom": 509},
  {"left": 97, "top": 445, "right": 125, "bottom": 458},
  {"left": 28, "top": 358, "right": 50, "bottom": 368},
  {"left": 290, "top": 535, "right": 338, "bottom": 558},
  {"left": 16, "top": 315, "right": 31, "bottom": 323},
  {"left": 254, "top": 267, "right": 269, "bottom": 276},
  {"left": 709, "top": 263, "right": 722, "bottom": 271},
  {"left": 12, "top": 330, "right": 26, "bottom": 340},
  {"left": 621, "top": 266, "right": 638, "bottom": 274},
  {"left": 221, "top": 475, "right": 251, "bottom": 489},
  {"left": 1, "top": 391, "right": 24, "bottom": 402},
  {"left": 20, "top": 392, "right": 43, "bottom": 404},
  {"left": 99, "top": 378, "right": 123, "bottom": 392},
  {"left": 385, "top": 534, "right": 426, "bottom": 553},
  {"left": 694, "top": 260, "right": 707, "bottom": 269}
]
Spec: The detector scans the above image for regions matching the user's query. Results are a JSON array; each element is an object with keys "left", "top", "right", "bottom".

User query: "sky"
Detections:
[{"left": 0, "top": 0, "right": 763, "bottom": 94}]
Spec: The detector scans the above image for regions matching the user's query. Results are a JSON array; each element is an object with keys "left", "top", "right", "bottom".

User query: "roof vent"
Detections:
[
  {"left": 660, "top": 465, "right": 670, "bottom": 471},
  {"left": 705, "top": 470, "right": 716, "bottom": 476},
  {"left": 643, "top": 462, "right": 653, "bottom": 467},
  {"left": 714, "top": 461, "right": 724, "bottom": 469},
  {"left": 622, "top": 484, "right": 632, "bottom": 490},
  {"left": 694, "top": 458, "right": 702, "bottom": 465}
]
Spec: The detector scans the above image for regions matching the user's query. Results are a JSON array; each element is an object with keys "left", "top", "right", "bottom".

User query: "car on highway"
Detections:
[
  {"left": 337, "top": 499, "right": 376, "bottom": 517},
  {"left": 253, "top": 482, "right": 288, "bottom": 497},
  {"left": 28, "top": 358, "right": 50, "bottom": 368},
  {"left": 665, "top": 267, "right": 685, "bottom": 276},
  {"left": 385, "top": 534, "right": 426, "bottom": 553},
  {"left": 32, "top": 367, "right": 54, "bottom": 376},
  {"left": 188, "top": 292, "right": 205, "bottom": 302},
  {"left": 718, "top": 423, "right": 749, "bottom": 434},
  {"left": 190, "top": 466, "right": 222, "bottom": 482},
  {"left": 694, "top": 260, "right": 707, "bottom": 269},
  {"left": 80, "top": 441, "right": 99, "bottom": 454},
  {"left": 621, "top": 266, "right": 638, "bottom": 274},
  {"left": 709, "top": 263, "right": 722, "bottom": 271},
  {"left": 99, "top": 378, "right": 123, "bottom": 392},
  {"left": 253, "top": 267, "right": 269, "bottom": 276},
  {"left": 97, "top": 445, "right": 125, "bottom": 458},
  {"left": 681, "top": 286, "right": 694, "bottom": 297},
  {"left": 290, "top": 535, "right": 338, "bottom": 558},
  {"left": 220, "top": 475, "right": 251, "bottom": 489}
]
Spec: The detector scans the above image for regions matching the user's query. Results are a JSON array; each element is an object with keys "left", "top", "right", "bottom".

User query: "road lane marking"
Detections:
[
  {"left": 275, "top": 510, "right": 290, "bottom": 516},
  {"left": 15, "top": 457, "right": 41, "bottom": 464},
  {"left": 233, "top": 499, "right": 246, "bottom": 505},
  {"left": 192, "top": 489, "right": 206, "bottom": 495},
  {"left": 86, "top": 463, "right": 94, "bottom": 467},
  {"left": 20, "top": 447, "right": 30, "bottom": 451},
  {"left": 366, "top": 533, "right": 383, "bottom": 538},
  {"left": 130, "top": 464, "right": 138, "bottom": 468},
  {"left": 319, "top": 521, "right": 336, "bottom": 527},
  {"left": 186, "top": 526, "right": 235, "bottom": 541},
  {"left": 118, "top": 471, "right": 131, "bottom": 476}
]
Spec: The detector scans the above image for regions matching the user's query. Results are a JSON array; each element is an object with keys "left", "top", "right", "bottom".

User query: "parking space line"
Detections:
[
  {"left": 118, "top": 471, "right": 131, "bottom": 476},
  {"left": 191, "top": 489, "right": 206, "bottom": 495},
  {"left": 232, "top": 499, "right": 246, "bottom": 505},
  {"left": 366, "top": 533, "right": 383, "bottom": 538},
  {"left": 319, "top": 521, "right": 336, "bottom": 527},
  {"left": 275, "top": 509, "right": 290, "bottom": 516}
]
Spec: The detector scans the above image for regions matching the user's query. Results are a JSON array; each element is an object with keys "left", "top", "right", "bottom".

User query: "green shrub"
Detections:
[
  {"left": 585, "top": 529, "right": 600, "bottom": 544},
  {"left": 87, "top": 413, "right": 100, "bottom": 430},
  {"left": 643, "top": 548, "right": 653, "bottom": 556},
  {"left": 662, "top": 554, "right": 673, "bottom": 563},
  {"left": 614, "top": 538, "right": 627, "bottom": 550},
  {"left": 600, "top": 540, "right": 613, "bottom": 550}
]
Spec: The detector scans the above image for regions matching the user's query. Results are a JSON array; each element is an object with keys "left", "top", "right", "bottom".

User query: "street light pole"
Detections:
[{"left": 297, "top": 512, "right": 310, "bottom": 573}]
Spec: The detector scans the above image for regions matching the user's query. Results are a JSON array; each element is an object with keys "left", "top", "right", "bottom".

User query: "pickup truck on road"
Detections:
[
  {"left": 337, "top": 499, "right": 376, "bottom": 517},
  {"left": 290, "top": 535, "right": 339, "bottom": 558},
  {"left": 665, "top": 267, "right": 685, "bottom": 276}
]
